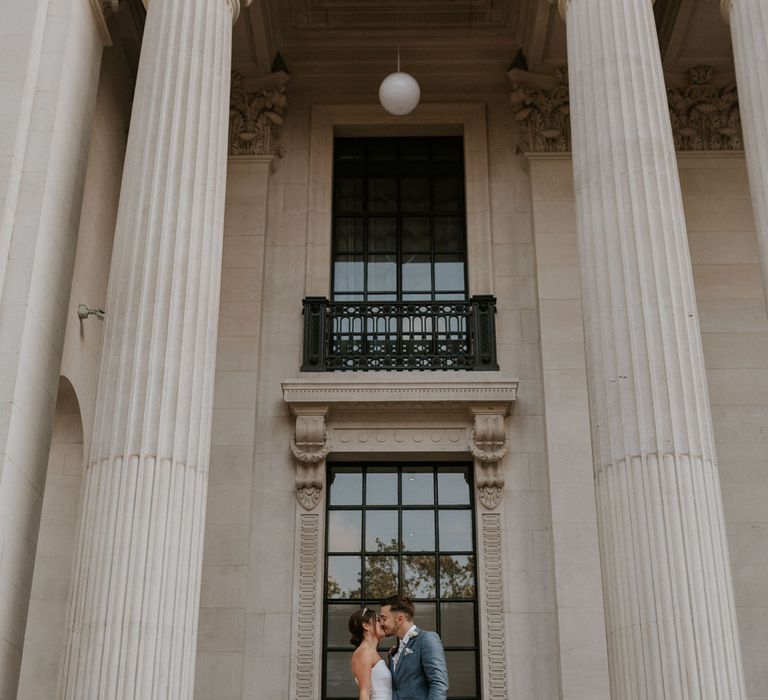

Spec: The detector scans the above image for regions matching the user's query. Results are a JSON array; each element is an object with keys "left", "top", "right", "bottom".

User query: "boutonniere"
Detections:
[{"left": 408, "top": 629, "right": 419, "bottom": 639}]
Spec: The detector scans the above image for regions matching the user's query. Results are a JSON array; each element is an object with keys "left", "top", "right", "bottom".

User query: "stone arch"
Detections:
[{"left": 16, "top": 376, "right": 84, "bottom": 699}]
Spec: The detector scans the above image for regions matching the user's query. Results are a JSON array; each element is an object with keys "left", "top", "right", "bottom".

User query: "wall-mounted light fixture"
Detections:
[{"left": 77, "top": 304, "right": 105, "bottom": 321}]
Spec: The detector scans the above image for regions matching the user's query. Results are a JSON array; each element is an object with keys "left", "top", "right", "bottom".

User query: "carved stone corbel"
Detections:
[
  {"left": 468, "top": 407, "right": 509, "bottom": 510},
  {"left": 290, "top": 408, "right": 331, "bottom": 510}
]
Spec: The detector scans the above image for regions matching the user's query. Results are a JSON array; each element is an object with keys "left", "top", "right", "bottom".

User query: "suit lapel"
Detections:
[{"left": 394, "top": 627, "right": 420, "bottom": 679}]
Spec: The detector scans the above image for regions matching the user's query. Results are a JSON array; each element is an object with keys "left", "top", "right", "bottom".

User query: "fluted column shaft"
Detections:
[
  {"left": 561, "top": 0, "right": 746, "bottom": 697},
  {"left": 61, "top": 0, "right": 236, "bottom": 697},
  {"left": 723, "top": 0, "right": 768, "bottom": 307}
]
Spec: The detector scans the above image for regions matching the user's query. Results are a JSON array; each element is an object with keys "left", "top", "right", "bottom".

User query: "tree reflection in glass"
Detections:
[{"left": 439, "top": 555, "right": 475, "bottom": 598}]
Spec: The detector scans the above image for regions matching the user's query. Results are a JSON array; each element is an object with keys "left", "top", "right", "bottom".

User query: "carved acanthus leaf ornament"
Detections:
[
  {"left": 509, "top": 68, "right": 571, "bottom": 153},
  {"left": 230, "top": 71, "right": 289, "bottom": 157},
  {"left": 667, "top": 66, "right": 742, "bottom": 151},
  {"left": 510, "top": 65, "right": 742, "bottom": 153},
  {"left": 469, "top": 411, "right": 508, "bottom": 510}
]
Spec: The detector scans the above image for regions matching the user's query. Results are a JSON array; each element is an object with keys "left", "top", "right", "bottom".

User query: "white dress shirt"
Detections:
[{"left": 393, "top": 624, "right": 417, "bottom": 671}]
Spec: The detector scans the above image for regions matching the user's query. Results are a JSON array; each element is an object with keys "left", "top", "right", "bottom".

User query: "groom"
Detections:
[{"left": 379, "top": 595, "right": 449, "bottom": 700}]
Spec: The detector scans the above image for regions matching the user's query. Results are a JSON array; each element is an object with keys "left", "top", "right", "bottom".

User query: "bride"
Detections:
[{"left": 348, "top": 608, "right": 392, "bottom": 700}]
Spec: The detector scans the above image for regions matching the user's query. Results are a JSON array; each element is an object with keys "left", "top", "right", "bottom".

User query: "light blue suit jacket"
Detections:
[{"left": 389, "top": 627, "right": 449, "bottom": 700}]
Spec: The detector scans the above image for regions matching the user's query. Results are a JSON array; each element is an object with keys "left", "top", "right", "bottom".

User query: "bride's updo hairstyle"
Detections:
[{"left": 348, "top": 607, "right": 377, "bottom": 647}]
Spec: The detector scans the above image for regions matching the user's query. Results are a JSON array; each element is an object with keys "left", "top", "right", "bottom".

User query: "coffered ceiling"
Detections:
[{"left": 232, "top": 0, "right": 735, "bottom": 93}]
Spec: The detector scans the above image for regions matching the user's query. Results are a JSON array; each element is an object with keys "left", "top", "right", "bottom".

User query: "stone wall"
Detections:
[
  {"left": 530, "top": 152, "right": 768, "bottom": 700},
  {"left": 14, "top": 45, "right": 133, "bottom": 699}
]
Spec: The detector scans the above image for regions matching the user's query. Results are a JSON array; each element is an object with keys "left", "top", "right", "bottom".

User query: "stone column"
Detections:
[
  {"left": 722, "top": 0, "right": 768, "bottom": 306},
  {"left": 61, "top": 0, "right": 247, "bottom": 697},
  {"left": 559, "top": 0, "right": 746, "bottom": 697}
]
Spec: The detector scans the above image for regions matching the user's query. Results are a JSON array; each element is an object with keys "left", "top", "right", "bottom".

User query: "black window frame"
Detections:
[
  {"left": 331, "top": 137, "right": 469, "bottom": 303},
  {"left": 322, "top": 463, "right": 481, "bottom": 700}
]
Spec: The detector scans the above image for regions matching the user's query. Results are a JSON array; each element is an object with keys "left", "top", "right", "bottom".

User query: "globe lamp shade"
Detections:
[{"left": 379, "top": 72, "right": 421, "bottom": 116}]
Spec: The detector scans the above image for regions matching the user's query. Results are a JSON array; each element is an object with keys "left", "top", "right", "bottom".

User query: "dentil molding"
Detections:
[
  {"left": 229, "top": 70, "right": 289, "bottom": 157},
  {"left": 509, "top": 65, "right": 743, "bottom": 153}
]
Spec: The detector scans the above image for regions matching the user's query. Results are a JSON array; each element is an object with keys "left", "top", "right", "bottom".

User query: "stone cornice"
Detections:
[
  {"left": 510, "top": 65, "right": 743, "bottom": 153},
  {"left": 229, "top": 70, "right": 289, "bottom": 157},
  {"left": 282, "top": 378, "right": 518, "bottom": 413}
]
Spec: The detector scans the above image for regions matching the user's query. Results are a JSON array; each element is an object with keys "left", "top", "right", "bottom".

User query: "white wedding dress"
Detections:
[{"left": 369, "top": 659, "right": 393, "bottom": 700}]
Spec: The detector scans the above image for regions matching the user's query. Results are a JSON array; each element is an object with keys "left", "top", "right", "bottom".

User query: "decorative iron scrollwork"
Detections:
[{"left": 301, "top": 296, "right": 499, "bottom": 372}]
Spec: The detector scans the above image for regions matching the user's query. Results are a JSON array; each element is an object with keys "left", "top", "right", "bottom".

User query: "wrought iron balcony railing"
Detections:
[{"left": 301, "top": 296, "right": 498, "bottom": 372}]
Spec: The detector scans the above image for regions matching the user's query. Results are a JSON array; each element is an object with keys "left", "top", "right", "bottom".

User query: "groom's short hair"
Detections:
[{"left": 381, "top": 595, "right": 415, "bottom": 620}]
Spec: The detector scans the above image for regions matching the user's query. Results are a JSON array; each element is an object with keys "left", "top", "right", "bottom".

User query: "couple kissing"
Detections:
[{"left": 348, "top": 595, "right": 448, "bottom": 700}]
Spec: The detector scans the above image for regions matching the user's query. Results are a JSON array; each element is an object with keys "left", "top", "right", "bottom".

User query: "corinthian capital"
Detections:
[{"left": 230, "top": 71, "right": 289, "bottom": 157}]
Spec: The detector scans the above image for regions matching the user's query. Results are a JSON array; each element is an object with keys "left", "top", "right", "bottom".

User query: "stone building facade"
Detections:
[{"left": 0, "top": 0, "right": 767, "bottom": 699}]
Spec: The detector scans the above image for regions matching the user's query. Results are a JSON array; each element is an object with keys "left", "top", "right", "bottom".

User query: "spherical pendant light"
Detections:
[
  {"left": 379, "top": 49, "right": 420, "bottom": 116},
  {"left": 379, "top": 71, "right": 421, "bottom": 116}
]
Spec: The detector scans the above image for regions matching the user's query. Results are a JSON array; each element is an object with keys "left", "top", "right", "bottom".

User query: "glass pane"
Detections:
[
  {"left": 402, "top": 254, "right": 432, "bottom": 292},
  {"left": 401, "top": 139, "right": 430, "bottom": 160},
  {"left": 439, "top": 555, "right": 475, "bottom": 598},
  {"left": 328, "top": 510, "right": 362, "bottom": 552},
  {"left": 369, "top": 140, "right": 396, "bottom": 162},
  {"left": 364, "top": 556, "right": 398, "bottom": 598},
  {"left": 440, "top": 602, "right": 475, "bottom": 646},
  {"left": 334, "top": 217, "right": 365, "bottom": 253},
  {"left": 402, "top": 217, "right": 430, "bottom": 252},
  {"left": 414, "top": 601, "right": 437, "bottom": 633},
  {"left": 326, "top": 651, "right": 357, "bottom": 697},
  {"left": 336, "top": 139, "right": 365, "bottom": 161},
  {"left": 402, "top": 510, "right": 435, "bottom": 551},
  {"left": 401, "top": 177, "right": 430, "bottom": 212},
  {"left": 400, "top": 157, "right": 429, "bottom": 177},
  {"left": 401, "top": 468, "right": 434, "bottom": 505},
  {"left": 434, "top": 254, "right": 465, "bottom": 291},
  {"left": 432, "top": 138, "right": 463, "bottom": 161},
  {"left": 335, "top": 177, "right": 364, "bottom": 213},
  {"left": 445, "top": 651, "right": 477, "bottom": 697},
  {"left": 438, "top": 510, "right": 472, "bottom": 551},
  {"left": 327, "top": 604, "right": 361, "bottom": 647},
  {"left": 403, "top": 555, "right": 437, "bottom": 598},
  {"left": 438, "top": 469, "right": 471, "bottom": 505},
  {"left": 433, "top": 177, "right": 463, "bottom": 212},
  {"left": 366, "top": 469, "right": 398, "bottom": 505},
  {"left": 367, "top": 255, "right": 396, "bottom": 292},
  {"left": 369, "top": 178, "right": 397, "bottom": 212},
  {"left": 329, "top": 470, "right": 362, "bottom": 506},
  {"left": 434, "top": 217, "right": 464, "bottom": 252},
  {"left": 333, "top": 255, "right": 364, "bottom": 293},
  {"left": 328, "top": 556, "right": 361, "bottom": 598},
  {"left": 365, "top": 510, "right": 398, "bottom": 552},
  {"left": 369, "top": 218, "right": 396, "bottom": 252}
]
